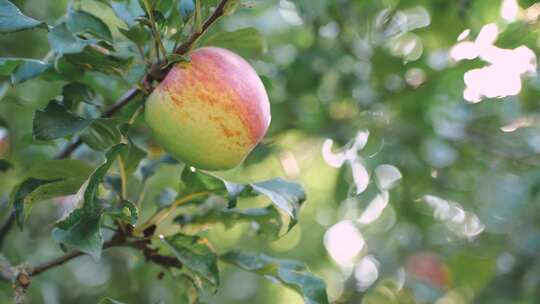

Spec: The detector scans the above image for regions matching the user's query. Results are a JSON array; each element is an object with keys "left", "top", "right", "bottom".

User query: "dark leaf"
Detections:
[
  {"left": 0, "top": 159, "right": 11, "bottom": 171},
  {"left": 0, "top": 0, "right": 46, "bottom": 33},
  {"left": 67, "top": 9, "right": 113, "bottom": 42},
  {"left": 33, "top": 100, "right": 91, "bottom": 141},
  {"left": 80, "top": 118, "right": 122, "bottom": 151},
  {"left": 52, "top": 207, "right": 103, "bottom": 260},
  {"left": 11, "top": 178, "right": 55, "bottom": 228},
  {"left": 110, "top": 0, "right": 145, "bottom": 27},
  {"left": 12, "top": 159, "right": 93, "bottom": 228},
  {"left": 222, "top": 251, "right": 329, "bottom": 304},
  {"left": 62, "top": 82, "right": 96, "bottom": 107},
  {"left": 118, "top": 25, "right": 150, "bottom": 47},
  {"left": 52, "top": 144, "right": 127, "bottom": 259},
  {"left": 161, "top": 233, "right": 220, "bottom": 288},
  {"left": 63, "top": 46, "right": 133, "bottom": 76},
  {"left": 48, "top": 23, "right": 94, "bottom": 55},
  {"left": 121, "top": 139, "right": 146, "bottom": 176}
]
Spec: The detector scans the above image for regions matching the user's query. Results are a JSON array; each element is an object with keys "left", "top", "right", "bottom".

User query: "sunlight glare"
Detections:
[{"left": 324, "top": 220, "right": 365, "bottom": 266}]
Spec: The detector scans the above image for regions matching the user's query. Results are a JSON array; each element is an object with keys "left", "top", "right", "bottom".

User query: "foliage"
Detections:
[{"left": 1, "top": 0, "right": 540, "bottom": 304}]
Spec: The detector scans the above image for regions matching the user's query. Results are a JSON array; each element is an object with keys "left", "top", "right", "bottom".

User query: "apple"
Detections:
[{"left": 145, "top": 47, "right": 271, "bottom": 170}]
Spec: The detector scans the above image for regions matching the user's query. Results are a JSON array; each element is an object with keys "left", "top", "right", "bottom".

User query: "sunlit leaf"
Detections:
[
  {"left": 180, "top": 169, "right": 305, "bottom": 228},
  {"left": 176, "top": 202, "right": 283, "bottom": 240},
  {"left": 203, "top": 28, "right": 267, "bottom": 56},
  {"left": 222, "top": 251, "right": 329, "bottom": 304},
  {"left": 161, "top": 233, "right": 219, "bottom": 288},
  {"left": 250, "top": 178, "right": 305, "bottom": 223}
]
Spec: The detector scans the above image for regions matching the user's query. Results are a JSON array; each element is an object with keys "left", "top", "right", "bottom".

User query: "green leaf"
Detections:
[
  {"left": 12, "top": 178, "right": 55, "bottom": 228},
  {"left": 0, "top": 58, "right": 50, "bottom": 84},
  {"left": 25, "top": 159, "right": 94, "bottom": 180},
  {"left": 221, "top": 251, "right": 329, "bottom": 304},
  {"left": 63, "top": 46, "right": 133, "bottom": 76},
  {"left": 180, "top": 169, "right": 305, "bottom": 229},
  {"left": 121, "top": 139, "right": 146, "bottom": 176},
  {"left": 12, "top": 159, "right": 93, "bottom": 228},
  {"left": 0, "top": 159, "right": 11, "bottom": 171},
  {"left": 67, "top": 9, "right": 113, "bottom": 42},
  {"left": 203, "top": 28, "right": 267, "bottom": 56},
  {"left": 52, "top": 207, "right": 103, "bottom": 259},
  {"left": 176, "top": 203, "right": 283, "bottom": 240},
  {"left": 98, "top": 298, "right": 126, "bottom": 304},
  {"left": 80, "top": 118, "right": 122, "bottom": 151},
  {"left": 62, "top": 82, "right": 96, "bottom": 107},
  {"left": 24, "top": 178, "right": 87, "bottom": 204},
  {"left": 110, "top": 0, "right": 145, "bottom": 27},
  {"left": 33, "top": 100, "right": 91, "bottom": 141},
  {"left": 0, "top": 58, "right": 23, "bottom": 75},
  {"left": 250, "top": 178, "right": 305, "bottom": 222},
  {"left": 180, "top": 168, "right": 245, "bottom": 207},
  {"left": 0, "top": 0, "right": 46, "bottom": 33},
  {"left": 118, "top": 25, "right": 150, "bottom": 47},
  {"left": 161, "top": 233, "right": 219, "bottom": 288},
  {"left": 48, "top": 23, "right": 94, "bottom": 55},
  {"left": 52, "top": 144, "right": 127, "bottom": 259}
]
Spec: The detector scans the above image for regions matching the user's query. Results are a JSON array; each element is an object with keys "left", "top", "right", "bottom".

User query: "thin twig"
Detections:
[{"left": 29, "top": 236, "right": 131, "bottom": 277}]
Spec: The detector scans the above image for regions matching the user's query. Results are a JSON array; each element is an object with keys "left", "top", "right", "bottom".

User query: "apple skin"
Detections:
[{"left": 145, "top": 47, "right": 271, "bottom": 170}]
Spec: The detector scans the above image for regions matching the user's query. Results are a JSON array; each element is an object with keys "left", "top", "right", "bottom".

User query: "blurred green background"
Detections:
[{"left": 2, "top": 0, "right": 540, "bottom": 303}]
